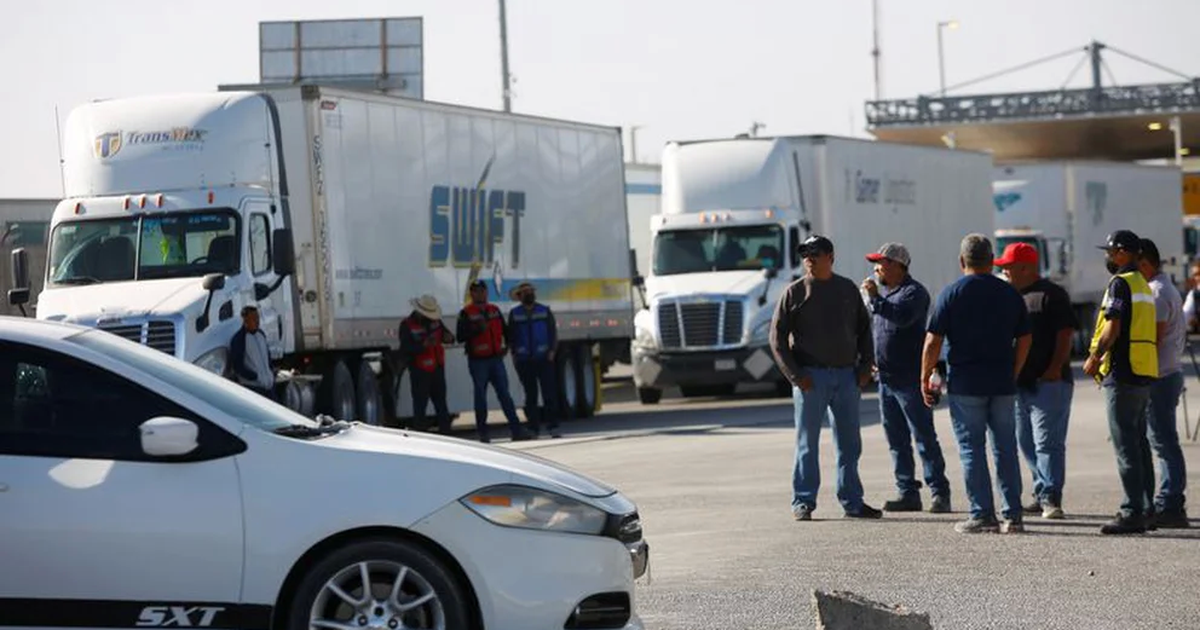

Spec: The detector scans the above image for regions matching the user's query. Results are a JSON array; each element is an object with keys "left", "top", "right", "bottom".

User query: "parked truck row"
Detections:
[{"left": 6, "top": 83, "right": 1193, "bottom": 417}]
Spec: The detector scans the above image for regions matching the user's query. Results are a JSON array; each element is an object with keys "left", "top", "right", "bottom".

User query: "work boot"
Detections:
[
  {"left": 954, "top": 516, "right": 1000, "bottom": 534},
  {"left": 1000, "top": 517, "right": 1025, "bottom": 534},
  {"left": 929, "top": 495, "right": 953, "bottom": 514},
  {"left": 1099, "top": 513, "right": 1146, "bottom": 535},
  {"left": 1154, "top": 508, "right": 1191, "bottom": 529},
  {"left": 792, "top": 504, "right": 813, "bottom": 521},
  {"left": 1022, "top": 499, "right": 1042, "bottom": 515},
  {"left": 1041, "top": 502, "right": 1065, "bottom": 520},
  {"left": 844, "top": 504, "right": 884, "bottom": 519},
  {"left": 882, "top": 494, "right": 922, "bottom": 512}
]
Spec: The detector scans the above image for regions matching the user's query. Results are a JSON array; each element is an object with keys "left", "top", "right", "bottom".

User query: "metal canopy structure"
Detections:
[{"left": 866, "top": 42, "right": 1200, "bottom": 162}]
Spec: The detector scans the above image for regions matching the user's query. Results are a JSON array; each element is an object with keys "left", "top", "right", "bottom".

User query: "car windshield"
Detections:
[
  {"left": 653, "top": 225, "right": 784, "bottom": 276},
  {"left": 69, "top": 328, "right": 315, "bottom": 432},
  {"left": 47, "top": 211, "right": 240, "bottom": 286}
]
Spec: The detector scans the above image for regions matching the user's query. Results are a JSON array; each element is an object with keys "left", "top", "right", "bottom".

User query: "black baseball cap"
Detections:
[
  {"left": 1098, "top": 230, "right": 1141, "bottom": 253},
  {"left": 799, "top": 235, "right": 834, "bottom": 258},
  {"left": 469, "top": 279, "right": 488, "bottom": 290}
]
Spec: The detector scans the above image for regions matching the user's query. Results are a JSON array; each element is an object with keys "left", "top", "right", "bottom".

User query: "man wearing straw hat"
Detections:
[
  {"left": 508, "top": 281, "right": 564, "bottom": 438},
  {"left": 399, "top": 294, "right": 455, "bottom": 434}
]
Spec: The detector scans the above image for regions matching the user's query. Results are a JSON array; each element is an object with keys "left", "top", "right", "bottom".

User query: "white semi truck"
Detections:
[
  {"left": 12, "top": 86, "right": 634, "bottom": 425},
  {"left": 993, "top": 161, "right": 1184, "bottom": 352},
  {"left": 631, "top": 135, "right": 995, "bottom": 404}
]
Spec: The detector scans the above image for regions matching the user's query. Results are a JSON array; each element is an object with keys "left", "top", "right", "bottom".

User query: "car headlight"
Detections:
[
  {"left": 194, "top": 347, "right": 229, "bottom": 376},
  {"left": 460, "top": 485, "right": 608, "bottom": 535}
]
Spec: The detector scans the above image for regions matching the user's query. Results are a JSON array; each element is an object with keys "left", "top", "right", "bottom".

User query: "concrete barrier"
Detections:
[{"left": 812, "top": 590, "right": 933, "bottom": 630}]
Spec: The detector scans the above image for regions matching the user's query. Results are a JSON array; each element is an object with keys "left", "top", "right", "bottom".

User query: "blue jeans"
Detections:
[
  {"left": 467, "top": 357, "right": 522, "bottom": 436},
  {"left": 879, "top": 382, "right": 950, "bottom": 498},
  {"left": 792, "top": 368, "right": 864, "bottom": 512},
  {"left": 1104, "top": 384, "right": 1152, "bottom": 518},
  {"left": 515, "top": 358, "right": 561, "bottom": 432},
  {"left": 947, "top": 394, "right": 1023, "bottom": 521},
  {"left": 1015, "top": 380, "right": 1073, "bottom": 505},
  {"left": 1146, "top": 371, "right": 1188, "bottom": 512}
]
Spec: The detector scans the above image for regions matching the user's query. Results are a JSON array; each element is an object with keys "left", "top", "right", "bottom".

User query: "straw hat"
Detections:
[
  {"left": 508, "top": 281, "right": 536, "bottom": 301},
  {"left": 410, "top": 294, "right": 442, "bottom": 320}
]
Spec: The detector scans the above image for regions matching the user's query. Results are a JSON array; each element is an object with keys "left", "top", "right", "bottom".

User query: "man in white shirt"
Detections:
[{"left": 1138, "top": 240, "right": 1189, "bottom": 528}]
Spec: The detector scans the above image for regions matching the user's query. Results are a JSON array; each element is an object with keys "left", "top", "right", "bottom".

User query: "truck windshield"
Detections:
[
  {"left": 653, "top": 225, "right": 784, "bottom": 276},
  {"left": 48, "top": 211, "right": 240, "bottom": 286}
]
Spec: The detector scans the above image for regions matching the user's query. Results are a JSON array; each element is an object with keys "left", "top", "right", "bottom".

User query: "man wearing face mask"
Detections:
[
  {"left": 770, "top": 235, "right": 881, "bottom": 522},
  {"left": 508, "top": 282, "right": 564, "bottom": 439},
  {"left": 861, "top": 243, "right": 951, "bottom": 514},
  {"left": 1084, "top": 230, "right": 1159, "bottom": 535}
]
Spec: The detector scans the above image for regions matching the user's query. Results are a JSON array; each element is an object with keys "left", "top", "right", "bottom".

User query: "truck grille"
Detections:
[
  {"left": 98, "top": 321, "right": 177, "bottom": 356},
  {"left": 657, "top": 299, "right": 744, "bottom": 349}
]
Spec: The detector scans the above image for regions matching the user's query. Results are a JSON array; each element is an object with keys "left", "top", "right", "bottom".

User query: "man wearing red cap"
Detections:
[{"left": 995, "top": 242, "right": 1078, "bottom": 520}]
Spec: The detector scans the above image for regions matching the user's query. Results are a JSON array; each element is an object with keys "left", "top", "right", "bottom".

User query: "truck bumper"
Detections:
[{"left": 632, "top": 345, "right": 780, "bottom": 388}]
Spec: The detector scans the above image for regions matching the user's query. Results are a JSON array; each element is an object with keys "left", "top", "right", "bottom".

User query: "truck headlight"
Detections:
[
  {"left": 461, "top": 485, "right": 608, "bottom": 535},
  {"left": 634, "top": 325, "right": 657, "bottom": 350},
  {"left": 194, "top": 347, "right": 229, "bottom": 376}
]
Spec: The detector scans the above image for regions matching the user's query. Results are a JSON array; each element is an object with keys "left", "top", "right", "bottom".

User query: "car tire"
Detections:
[
  {"left": 285, "top": 538, "right": 471, "bottom": 630},
  {"left": 355, "top": 360, "right": 384, "bottom": 426},
  {"left": 637, "top": 387, "right": 662, "bottom": 405}
]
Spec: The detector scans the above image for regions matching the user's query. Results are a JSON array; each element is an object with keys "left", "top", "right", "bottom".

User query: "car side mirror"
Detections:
[
  {"left": 140, "top": 416, "right": 199, "bottom": 457},
  {"left": 272, "top": 228, "right": 295, "bottom": 276}
]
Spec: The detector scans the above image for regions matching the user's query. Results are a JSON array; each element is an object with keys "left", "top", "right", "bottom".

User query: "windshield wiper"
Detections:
[
  {"left": 54, "top": 276, "right": 102, "bottom": 285},
  {"left": 273, "top": 421, "right": 347, "bottom": 439}
]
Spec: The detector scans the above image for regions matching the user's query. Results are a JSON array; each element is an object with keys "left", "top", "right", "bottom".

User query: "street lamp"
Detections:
[{"left": 937, "top": 20, "right": 959, "bottom": 96}]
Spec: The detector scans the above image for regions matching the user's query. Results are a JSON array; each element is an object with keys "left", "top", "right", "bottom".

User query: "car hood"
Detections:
[
  {"left": 37, "top": 277, "right": 208, "bottom": 324},
  {"left": 321, "top": 424, "right": 618, "bottom": 499}
]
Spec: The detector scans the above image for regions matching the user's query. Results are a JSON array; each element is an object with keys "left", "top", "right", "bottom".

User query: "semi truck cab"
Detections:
[{"left": 631, "top": 208, "right": 800, "bottom": 403}]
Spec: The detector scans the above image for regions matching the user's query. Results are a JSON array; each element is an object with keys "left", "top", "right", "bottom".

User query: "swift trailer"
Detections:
[
  {"left": 632, "top": 135, "right": 994, "bottom": 404},
  {"left": 14, "top": 86, "right": 634, "bottom": 425},
  {"left": 993, "top": 161, "right": 1183, "bottom": 353}
]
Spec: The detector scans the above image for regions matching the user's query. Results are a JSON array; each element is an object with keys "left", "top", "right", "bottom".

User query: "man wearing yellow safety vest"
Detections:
[{"left": 1083, "top": 230, "right": 1159, "bottom": 535}]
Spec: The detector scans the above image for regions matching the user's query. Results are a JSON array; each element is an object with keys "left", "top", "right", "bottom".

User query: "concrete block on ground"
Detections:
[{"left": 812, "top": 590, "right": 933, "bottom": 630}]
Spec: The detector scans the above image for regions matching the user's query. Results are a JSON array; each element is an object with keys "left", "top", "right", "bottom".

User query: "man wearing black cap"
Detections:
[
  {"left": 770, "top": 235, "right": 881, "bottom": 521},
  {"left": 1085, "top": 230, "right": 1159, "bottom": 534}
]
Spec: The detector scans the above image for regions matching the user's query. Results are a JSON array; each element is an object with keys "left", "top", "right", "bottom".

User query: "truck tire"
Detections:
[
  {"left": 576, "top": 344, "right": 599, "bottom": 418},
  {"left": 637, "top": 387, "right": 662, "bottom": 405},
  {"left": 356, "top": 360, "right": 383, "bottom": 426},
  {"left": 321, "top": 359, "right": 357, "bottom": 422},
  {"left": 557, "top": 347, "right": 580, "bottom": 418}
]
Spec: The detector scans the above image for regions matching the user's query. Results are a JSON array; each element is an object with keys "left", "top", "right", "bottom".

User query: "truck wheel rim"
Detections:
[{"left": 310, "top": 560, "right": 445, "bottom": 630}]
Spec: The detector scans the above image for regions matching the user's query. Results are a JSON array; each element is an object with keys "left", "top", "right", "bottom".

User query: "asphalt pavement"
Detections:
[{"left": 501, "top": 365, "right": 1200, "bottom": 630}]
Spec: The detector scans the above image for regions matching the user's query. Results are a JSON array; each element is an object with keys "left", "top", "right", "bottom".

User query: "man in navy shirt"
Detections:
[
  {"left": 922, "top": 234, "right": 1032, "bottom": 534},
  {"left": 861, "top": 243, "right": 951, "bottom": 514}
]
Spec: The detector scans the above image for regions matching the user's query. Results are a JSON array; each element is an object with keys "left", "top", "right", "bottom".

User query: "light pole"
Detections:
[
  {"left": 1170, "top": 116, "right": 1184, "bottom": 166},
  {"left": 499, "top": 0, "right": 512, "bottom": 112},
  {"left": 937, "top": 20, "right": 959, "bottom": 96}
]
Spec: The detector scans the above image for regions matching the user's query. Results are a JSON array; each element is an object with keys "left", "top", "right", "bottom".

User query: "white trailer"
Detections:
[
  {"left": 19, "top": 86, "right": 633, "bottom": 425},
  {"left": 993, "top": 161, "right": 1184, "bottom": 351},
  {"left": 632, "top": 135, "right": 994, "bottom": 403}
]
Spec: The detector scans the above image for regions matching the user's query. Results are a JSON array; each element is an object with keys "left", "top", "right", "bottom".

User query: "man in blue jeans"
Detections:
[
  {"left": 861, "top": 243, "right": 951, "bottom": 514},
  {"left": 1137, "top": 239, "right": 1189, "bottom": 528},
  {"left": 770, "top": 235, "right": 882, "bottom": 521},
  {"left": 922, "top": 234, "right": 1032, "bottom": 534},
  {"left": 456, "top": 280, "right": 528, "bottom": 443},
  {"left": 995, "top": 242, "right": 1077, "bottom": 520}
]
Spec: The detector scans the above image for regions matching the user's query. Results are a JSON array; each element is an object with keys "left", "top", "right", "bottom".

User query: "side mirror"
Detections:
[
  {"left": 632, "top": 275, "right": 645, "bottom": 288},
  {"left": 11, "top": 247, "right": 29, "bottom": 291},
  {"left": 762, "top": 265, "right": 778, "bottom": 279},
  {"left": 202, "top": 273, "right": 226, "bottom": 292},
  {"left": 140, "top": 416, "right": 199, "bottom": 457},
  {"left": 272, "top": 228, "right": 295, "bottom": 276}
]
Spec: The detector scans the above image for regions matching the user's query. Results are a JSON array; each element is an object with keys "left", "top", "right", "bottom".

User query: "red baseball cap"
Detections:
[{"left": 994, "top": 242, "right": 1039, "bottom": 266}]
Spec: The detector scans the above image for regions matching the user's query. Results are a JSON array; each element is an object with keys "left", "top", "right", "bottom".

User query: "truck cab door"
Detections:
[{"left": 243, "top": 200, "right": 284, "bottom": 358}]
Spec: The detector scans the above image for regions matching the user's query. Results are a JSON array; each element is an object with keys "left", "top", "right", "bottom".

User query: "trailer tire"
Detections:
[
  {"left": 355, "top": 360, "right": 383, "bottom": 426},
  {"left": 557, "top": 347, "right": 580, "bottom": 418},
  {"left": 321, "top": 359, "right": 357, "bottom": 422},
  {"left": 576, "top": 344, "right": 598, "bottom": 418},
  {"left": 637, "top": 387, "right": 662, "bottom": 405}
]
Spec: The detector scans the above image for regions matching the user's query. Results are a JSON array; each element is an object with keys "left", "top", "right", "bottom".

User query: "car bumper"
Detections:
[
  {"left": 632, "top": 345, "right": 780, "bottom": 388},
  {"left": 411, "top": 501, "right": 646, "bottom": 630}
]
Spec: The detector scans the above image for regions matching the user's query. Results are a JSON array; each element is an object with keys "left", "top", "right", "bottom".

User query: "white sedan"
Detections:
[{"left": 0, "top": 317, "right": 648, "bottom": 630}]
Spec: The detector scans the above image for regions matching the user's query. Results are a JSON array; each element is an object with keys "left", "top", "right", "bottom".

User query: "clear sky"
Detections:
[{"left": 2, "top": 0, "right": 1197, "bottom": 198}]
